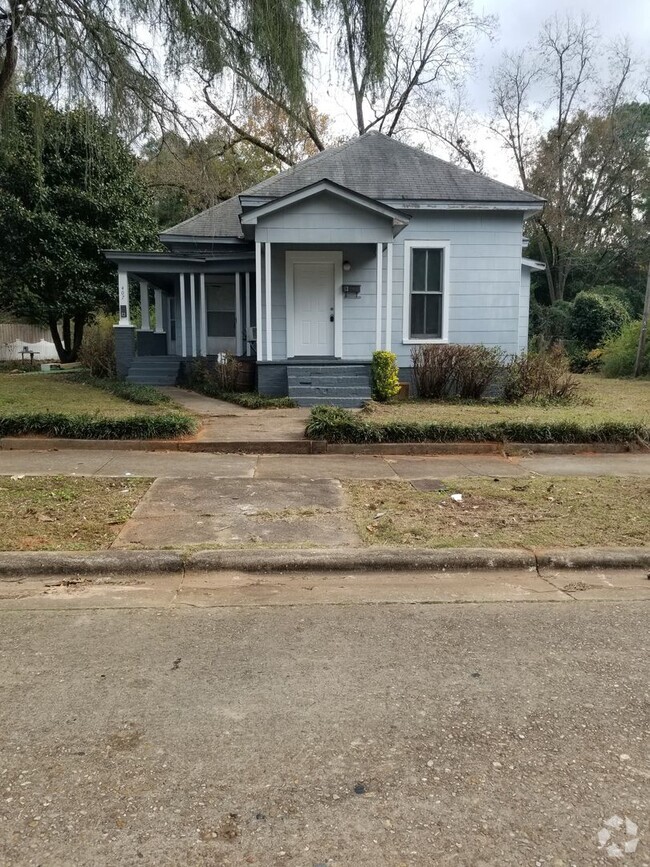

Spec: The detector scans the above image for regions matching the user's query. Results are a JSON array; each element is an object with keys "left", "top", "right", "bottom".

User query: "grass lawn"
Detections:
[
  {"left": 0, "top": 476, "right": 151, "bottom": 550},
  {"left": 366, "top": 375, "right": 650, "bottom": 427},
  {"left": 345, "top": 476, "right": 650, "bottom": 549},
  {"left": 0, "top": 372, "right": 167, "bottom": 417},
  {"left": 0, "top": 372, "right": 197, "bottom": 438}
]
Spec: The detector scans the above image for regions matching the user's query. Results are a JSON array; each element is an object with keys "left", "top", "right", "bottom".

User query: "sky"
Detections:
[{"left": 312, "top": 0, "right": 650, "bottom": 186}]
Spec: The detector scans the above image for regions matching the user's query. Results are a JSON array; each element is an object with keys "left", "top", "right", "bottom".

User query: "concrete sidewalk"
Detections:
[{"left": 1, "top": 447, "right": 649, "bottom": 479}]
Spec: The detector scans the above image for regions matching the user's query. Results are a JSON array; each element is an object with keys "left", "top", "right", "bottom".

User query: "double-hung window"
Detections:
[{"left": 403, "top": 241, "right": 449, "bottom": 343}]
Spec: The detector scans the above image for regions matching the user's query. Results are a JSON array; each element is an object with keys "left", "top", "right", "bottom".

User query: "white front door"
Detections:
[{"left": 292, "top": 261, "right": 335, "bottom": 356}]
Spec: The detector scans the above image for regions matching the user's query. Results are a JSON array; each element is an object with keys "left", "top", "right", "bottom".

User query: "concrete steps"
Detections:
[
  {"left": 126, "top": 356, "right": 181, "bottom": 386},
  {"left": 287, "top": 364, "right": 371, "bottom": 408}
]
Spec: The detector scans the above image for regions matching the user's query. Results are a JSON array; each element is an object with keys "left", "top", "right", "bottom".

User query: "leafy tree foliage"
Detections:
[
  {"left": 0, "top": 95, "right": 158, "bottom": 361},
  {"left": 569, "top": 292, "right": 630, "bottom": 348}
]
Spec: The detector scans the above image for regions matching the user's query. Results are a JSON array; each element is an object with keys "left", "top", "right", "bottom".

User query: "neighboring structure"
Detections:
[
  {"left": 0, "top": 323, "right": 58, "bottom": 362},
  {"left": 106, "top": 132, "right": 544, "bottom": 405}
]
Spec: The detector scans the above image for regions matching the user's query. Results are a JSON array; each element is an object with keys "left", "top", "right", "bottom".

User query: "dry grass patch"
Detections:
[
  {"left": 365, "top": 375, "right": 650, "bottom": 427},
  {"left": 345, "top": 477, "right": 650, "bottom": 549},
  {"left": 0, "top": 476, "right": 151, "bottom": 550}
]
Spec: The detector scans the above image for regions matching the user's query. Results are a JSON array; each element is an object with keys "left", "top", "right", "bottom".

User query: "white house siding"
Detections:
[
  {"left": 390, "top": 211, "right": 526, "bottom": 366},
  {"left": 518, "top": 268, "right": 532, "bottom": 353}
]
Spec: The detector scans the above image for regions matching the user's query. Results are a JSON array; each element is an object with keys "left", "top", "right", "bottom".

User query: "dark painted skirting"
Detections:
[
  {"left": 136, "top": 331, "right": 167, "bottom": 356},
  {"left": 114, "top": 325, "right": 136, "bottom": 378}
]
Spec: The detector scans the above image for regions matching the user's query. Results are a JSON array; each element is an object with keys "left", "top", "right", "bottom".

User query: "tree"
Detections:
[
  {"left": 200, "top": 0, "right": 495, "bottom": 165},
  {"left": 0, "top": 0, "right": 340, "bottom": 134},
  {"left": 0, "top": 94, "right": 158, "bottom": 361},
  {"left": 490, "top": 15, "right": 648, "bottom": 303},
  {"left": 139, "top": 125, "right": 277, "bottom": 229}
]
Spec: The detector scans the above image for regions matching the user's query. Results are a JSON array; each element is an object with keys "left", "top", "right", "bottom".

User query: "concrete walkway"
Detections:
[
  {"left": 160, "top": 386, "right": 310, "bottom": 443},
  {"left": 1, "top": 448, "right": 649, "bottom": 479}
]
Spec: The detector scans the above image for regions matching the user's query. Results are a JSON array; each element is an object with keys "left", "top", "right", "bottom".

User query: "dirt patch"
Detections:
[
  {"left": 344, "top": 476, "right": 650, "bottom": 548},
  {"left": 0, "top": 476, "right": 151, "bottom": 551}
]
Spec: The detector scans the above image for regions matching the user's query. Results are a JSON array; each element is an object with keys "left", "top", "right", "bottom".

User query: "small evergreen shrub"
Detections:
[
  {"left": 0, "top": 412, "right": 196, "bottom": 439},
  {"left": 600, "top": 321, "right": 649, "bottom": 377},
  {"left": 569, "top": 291, "right": 630, "bottom": 348},
  {"left": 371, "top": 351, "right": 400, "bottom": 401}
]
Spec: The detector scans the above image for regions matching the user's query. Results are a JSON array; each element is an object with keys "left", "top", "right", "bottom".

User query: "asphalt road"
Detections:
[{"left": 1, "top": 598, "right": 648, "bottom": 866}]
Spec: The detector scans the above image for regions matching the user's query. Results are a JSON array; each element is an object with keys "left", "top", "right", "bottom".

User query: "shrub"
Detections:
[
  {"left": 411, "top": 345, "right": 456, "bottom": 398},
  {"left": 530, "top": 299, "right": 573, "bottom": 343},
  {"left": 503, "top": 344, "right": 579, "bottom": 403},
  {"left": 78, "top": 314, "right": 117, "bottom": 378},
  {"left": 452, "top": 345, "right": 505, "bottom": 399},
  {"left": 371, "top": 351, "right": 400, "bottom": 401},
  {"left": 71, "top": 373, "right": 171, "bottom": 406},
  {"left": 569, "top": 291, "right": 630, "bottom": 348},
  {"left": 600, "top": 320, "right": 649, "bottom": 377},
  {"left": 190, "top": 354, "right": 241, "bottom": 392},
  {"left": 205, "top": 391, "right": 297, "bottom": 409}
]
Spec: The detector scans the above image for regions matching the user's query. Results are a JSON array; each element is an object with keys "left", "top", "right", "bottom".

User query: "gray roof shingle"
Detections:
[{"left": 162, "top": 131, "right": 543, "bottom": 239}]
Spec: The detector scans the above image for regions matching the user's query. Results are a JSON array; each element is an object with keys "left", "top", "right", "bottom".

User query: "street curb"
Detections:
[
  {"left": 0, "top": 547, "right": 648, "bottom": 579},
  {"left": 0, "top": 436, "right": 643, "bottom": 456},
  {"left": 0, "top": 550, "right": 184, "bottom": 577}
]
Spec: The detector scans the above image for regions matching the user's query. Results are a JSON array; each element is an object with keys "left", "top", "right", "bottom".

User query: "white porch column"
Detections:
[
  {"left": 118, "top": 269, "right": 131, "bottom": 325},
  {"left": 264, "top": 242, "right": 272, "bottom": 361},
  {"left": 235, "top": 272, "right": 243, "bottom": 356},
  {"left": 255, "top": 242, "right": 264, "bottom": 361},
  {"left": 199, "top": 273, "right": 207, "bottom": 356},
  {"left": 179, "top": 273, "right": 187, "bottom": 357},
  {"left": 154, "top": 288, "right": 164, "bottom": 333},
  {"left": 385, "top": 241, "right": 393, "bottom": 351},
  {"left": 375, "top": 242, "right": 383, "bottom": 350},
  {"left": 245, "top": 273, "right": 252, "bottom": 357},
  {"left": 139, "top": 280, "right": 150, "bottom": 330},
  {"left": 190, "top": 273, "right": 197, "bottom": 357}
]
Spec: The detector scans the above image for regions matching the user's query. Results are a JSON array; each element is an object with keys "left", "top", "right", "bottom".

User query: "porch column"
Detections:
[
  {"left": 179, "top": 273, "right": 187, "bottom": 357},
  {"left": 235, "top": 272, "right": 243, "bottom": 356},
  {"left": 139, "top": 280, "right": 151, "bottom": 330},
  {"left": 264, "top": 241, "right": 272, "bottom": 361},
  {"left": 255, "top": 242, "right": 264, "bottom": 360},
  {"left": 375, "top": 242, "right": 383, "bottom": 350},
  {"left": 154, "top": 289, "right": 164, "bottom": 333},
  {"left": 118, "top": 269, "right": 131, "bottom": 325},
  {"left": 385, "top": 241, "right": 393, "bottom": 351},
  {"left": 199, "top": 273, "right": 207, "bottom": 356},
  {"left": 245, "top": 273, "right": 252, "bottom": 357},
  {"left": 190, "top": 273, "right": 197, "bottom": 357}
]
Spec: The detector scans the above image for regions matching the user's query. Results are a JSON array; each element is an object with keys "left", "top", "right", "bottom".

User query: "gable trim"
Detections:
[{"left": 240, "top": 179, "right": 411, "bottom": 228}]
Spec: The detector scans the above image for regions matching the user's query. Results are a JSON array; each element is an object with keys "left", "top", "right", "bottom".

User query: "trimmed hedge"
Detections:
[
  {"left": 306, "top": 405, "right": 650, "bottom": 445},
  {"left": 0, "top": 412, "right": 197, "bottom": 440}
]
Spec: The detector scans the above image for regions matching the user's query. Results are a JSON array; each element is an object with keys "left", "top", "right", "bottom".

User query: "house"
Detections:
[{"left": 105, "top": 132, "right": 544, "bottom": 406}]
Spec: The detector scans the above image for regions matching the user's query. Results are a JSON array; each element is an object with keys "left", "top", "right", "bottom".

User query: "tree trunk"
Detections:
[
  {"left": 0, "top": 14, "right": 18, "bottom": 114},
  {"left": 48, "top": 314, "right": 84, "bottom": 363},
  {"left": 633, "top": 263, "right": 650, "bottom": 377}
]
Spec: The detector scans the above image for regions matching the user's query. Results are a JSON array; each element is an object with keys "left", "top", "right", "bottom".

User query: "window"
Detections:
[
  {"left": 402, "top": 241, "right": 449, "bottom": 343},
  {"left": 410, "top": 248, "right": 442, "bottom": 338}
]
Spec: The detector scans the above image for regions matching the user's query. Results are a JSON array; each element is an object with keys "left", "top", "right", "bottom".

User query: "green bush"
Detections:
[
  {"left": 0, "top": 412, "right": 196, "bottom": 439},
  {"left": 201, "top": 389, "right": 297, "bottom": 409},
  {"left": 371, "top": 351, "right": 400, "bottom": 401},
  {"left": 78, "top": 314, "right": 117, "bottom": 378},
  {"left": 569, "top": 291, "right": 630, "bottom": 348},
  {"left": 305, "top": 405, "right": 648, "bottom": 445},
  {"left": 600, "top": 321, "right": 649, "bottom": 377},
  {"left": 529, "top": 299, "right": 573, "bottom": 343},
  {"left": 190, "top": 354, "right": 240, "bottom": 392},
  {"left": 503, "top": 344, "right": 578, "bottom": 403}
]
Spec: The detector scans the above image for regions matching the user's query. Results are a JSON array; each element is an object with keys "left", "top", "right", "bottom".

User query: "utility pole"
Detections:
[{"left": 633, "top": 262, "right": 650, "bottom": 377}]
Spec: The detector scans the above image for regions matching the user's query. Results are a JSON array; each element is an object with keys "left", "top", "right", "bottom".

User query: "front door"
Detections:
[{"left": 292, "top": 261, "right": 335, "bottom": 356}]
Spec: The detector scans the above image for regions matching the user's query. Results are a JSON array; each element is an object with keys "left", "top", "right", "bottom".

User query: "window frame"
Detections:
[{"left": 401, "top": 239, "right": 450, "bottom": 344}]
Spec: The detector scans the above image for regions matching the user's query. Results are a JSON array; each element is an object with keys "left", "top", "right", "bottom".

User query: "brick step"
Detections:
[
  {"left": 293, "top": 396, "right": 367, "bottom": 408},
  {"left": 289, "top": 386, "right": 371, "bottom": 399},
  {"left": 288, "top": 365, "right": 369, "bottom": 377},
  {"left": 288, "top": 375, "right": 370, "bottom": 388}
]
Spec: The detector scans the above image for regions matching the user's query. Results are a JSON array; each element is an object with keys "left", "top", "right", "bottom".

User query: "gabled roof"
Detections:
[
  {"left": 162, "top": 131, "right": 544, "bottom": 241},
  {"left": 239, "top": 178, "right": 411, "bottom": 228}
]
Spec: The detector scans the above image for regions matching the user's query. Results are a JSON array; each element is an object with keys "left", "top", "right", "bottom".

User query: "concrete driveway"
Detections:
[{"left": 0, "top": 596, "right": 647, "bottom": 866}]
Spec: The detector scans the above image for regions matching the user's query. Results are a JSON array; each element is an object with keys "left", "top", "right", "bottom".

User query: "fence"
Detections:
[{"left": 0, "top": 324, "right": 59, "bottom": 361}]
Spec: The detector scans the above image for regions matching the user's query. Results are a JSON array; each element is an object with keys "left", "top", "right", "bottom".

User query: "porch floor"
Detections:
[{"left": 160, "top": 387, "right": 311, "bottom": 444}]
